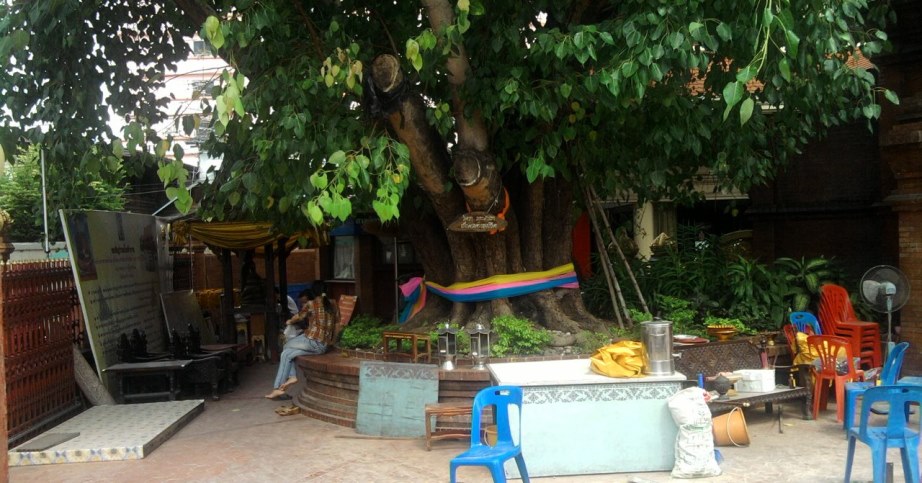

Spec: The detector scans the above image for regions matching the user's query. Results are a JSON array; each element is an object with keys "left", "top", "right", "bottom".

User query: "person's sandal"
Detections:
[{"left": 276, "top": 405, "right": 300, "bottom": 416}]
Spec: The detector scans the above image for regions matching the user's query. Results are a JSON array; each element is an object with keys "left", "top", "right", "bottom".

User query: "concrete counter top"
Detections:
[{"left": 488, "top": 358, "right": 685, "bottom": 386}]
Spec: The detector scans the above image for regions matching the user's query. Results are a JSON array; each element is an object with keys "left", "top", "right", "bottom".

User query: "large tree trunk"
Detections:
[{"left": 367, "top": 54, "right": 606, "bottom": 333}]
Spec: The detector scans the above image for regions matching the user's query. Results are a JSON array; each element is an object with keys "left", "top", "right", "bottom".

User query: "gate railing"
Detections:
[{"left": 1, "top": 259, "right": 83, "bottom": 445}]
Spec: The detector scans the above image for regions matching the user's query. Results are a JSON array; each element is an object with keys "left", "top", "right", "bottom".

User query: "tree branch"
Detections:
[
  {"left": 420, "top": 0, "right": 488, "bottom": 151},
  {"left": 291, "top": 0, "right": 326, "bottom": 59}
]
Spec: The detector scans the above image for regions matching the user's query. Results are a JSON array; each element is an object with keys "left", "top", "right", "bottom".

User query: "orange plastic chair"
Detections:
[
  {"left": 808, "top": 335, "right": 865, "bottom": 422},
  {"left": 817, "top": 284, "right": 881, "bottom": 369}
]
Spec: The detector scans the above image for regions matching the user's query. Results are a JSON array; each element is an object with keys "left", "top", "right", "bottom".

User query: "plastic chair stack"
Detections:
[
  {"left": 843, "top": 342, "right": 910, "bottom": 431},
  {"left": 808, "top": 335, "right": 865, "bottom": 422},
  {"left": 817, "top": 284, "right": 882, "bottom": 369},
  {"left": 844, "top": 385, "right": 922, "bottom": 483},
  {"left": 449, "top": 385, "right": 530, "bottom": 483}
]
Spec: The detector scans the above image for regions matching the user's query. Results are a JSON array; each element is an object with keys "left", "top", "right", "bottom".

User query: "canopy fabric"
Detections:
[
  {"left": 399, "top": 263, "right": 580, "bottom": 323},
  {"left": 172, "top": 220, "right": 328, "bottom": 251}
]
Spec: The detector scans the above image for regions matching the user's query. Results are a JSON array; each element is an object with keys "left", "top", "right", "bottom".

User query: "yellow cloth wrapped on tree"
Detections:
[{"left": 590, "top": 340, "right": 645, "bottom": 378}]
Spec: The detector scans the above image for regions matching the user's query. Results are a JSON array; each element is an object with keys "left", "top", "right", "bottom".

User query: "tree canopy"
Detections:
[
  {"left": 0, "top": 1, "right": 898, "bottom": 328},
  {"left": 0, "top": 145, "right": 127, "bottom": 242},
  {"left": 0, "top": 0, "right": 895, "bottom": 230}
]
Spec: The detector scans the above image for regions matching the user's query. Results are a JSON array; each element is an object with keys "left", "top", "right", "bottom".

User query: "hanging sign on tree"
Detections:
[{"left": 448, "top": 212, "right": 507, "bottom": 233}]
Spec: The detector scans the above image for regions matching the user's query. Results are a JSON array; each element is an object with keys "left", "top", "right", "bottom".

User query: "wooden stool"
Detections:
[
  {"left": 424, "top": 402, "right": 473, "bottom": 450},
  {"left": 382, "top": 331, "right": 432, "bottom": 363}
]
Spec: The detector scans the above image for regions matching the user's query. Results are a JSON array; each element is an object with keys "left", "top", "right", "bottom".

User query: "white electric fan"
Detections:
[{"left": 859, "top": 265, "right": 911, "bottom": 358}]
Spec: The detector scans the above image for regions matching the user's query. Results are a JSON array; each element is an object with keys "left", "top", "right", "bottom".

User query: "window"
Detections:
[
  {"left": 191, "top": 40, "right": 209, "bottom": 56},
  {"left": 332, "top": 236, "right": 355, "bottom": 279}
]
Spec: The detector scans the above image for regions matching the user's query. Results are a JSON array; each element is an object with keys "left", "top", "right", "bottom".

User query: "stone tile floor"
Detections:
[{"left": 7, "top": 361, "right": 914, "bottom": 482}]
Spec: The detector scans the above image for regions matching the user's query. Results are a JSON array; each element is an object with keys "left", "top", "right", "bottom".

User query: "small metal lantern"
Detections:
[
  {"left": 467, "top": 323, "right": 492, "bottom": 370},
  {"left": 437, "top": 323, "right": 459, "bottom": 370}
]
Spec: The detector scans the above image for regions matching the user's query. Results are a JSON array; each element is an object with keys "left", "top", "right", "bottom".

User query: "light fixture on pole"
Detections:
[
  {"left": 437, "top": 323, "right": 458, "bottom": 370},
  {"left": 467, "top": 323, "right": 491, "bottom": 370}
]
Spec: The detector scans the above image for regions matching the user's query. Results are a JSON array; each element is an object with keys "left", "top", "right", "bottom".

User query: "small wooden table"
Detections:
[
  {"left": 382, "top": 331, "right": 431, "bottom": 363},
  {"left": 105, "top": 359, "right": 192, "bottom": 403},
  {"left": 424, "top": 402, "right": 473, "bottom": 450}
]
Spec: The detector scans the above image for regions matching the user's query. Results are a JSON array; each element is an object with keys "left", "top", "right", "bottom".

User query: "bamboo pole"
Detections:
[
  {"left": 588, "top": 185, "right": 650, "bottom": 314},
  {"left": 581, "top": 185, "right": 627, "bottom": 329}
]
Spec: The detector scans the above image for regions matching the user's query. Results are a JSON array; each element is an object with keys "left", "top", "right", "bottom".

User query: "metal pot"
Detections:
[{"left": 641, "top": 319, "right": 674, "bottom": 376}]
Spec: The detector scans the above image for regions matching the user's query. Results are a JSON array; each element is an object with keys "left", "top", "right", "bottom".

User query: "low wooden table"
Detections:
[
  {"left": 709, "top": 385, "right": 812, "bottom": 421},
  {"left": 382, "top": 331, "right": 431, "bottom": 363},
  {"left": 423, "top": 402, "right": 473, "bottom": 450},
  {"left": 105, "top": 360, "right": 192, "bottom": 403}
]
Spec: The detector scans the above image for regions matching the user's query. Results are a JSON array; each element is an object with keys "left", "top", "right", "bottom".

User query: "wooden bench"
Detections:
[{"left": 674, "top": 338, "right": 812, "bottom": 420}]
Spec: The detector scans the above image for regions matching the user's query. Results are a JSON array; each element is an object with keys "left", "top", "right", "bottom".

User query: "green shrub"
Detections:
[
  {"left": 490, "top": 315, "right": 551, "bottom": 356},
  {"left": 654, "top": 295, "right": 699, "bottom": 334},
  {"left": 338, "top": 315, "right": 398, "bottom": 350},
  {"left": 628, "top": 308, "right": 652, "bottom": 324},
  {"left": 703, "top": 316, "right": 753, "bottom": 335},
  {"left": 576, "top": 330, "right": 612, "bottom": 354}
]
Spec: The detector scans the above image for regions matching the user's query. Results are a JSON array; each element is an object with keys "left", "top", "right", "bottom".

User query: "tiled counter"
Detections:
[{"left": 489, "top": 359, "right": 685, "bottom": 478}]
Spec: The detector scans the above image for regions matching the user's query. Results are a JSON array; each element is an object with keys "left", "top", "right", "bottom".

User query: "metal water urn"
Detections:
[{"left": 640, "top": 318, "right": 674, "bottom": 376}]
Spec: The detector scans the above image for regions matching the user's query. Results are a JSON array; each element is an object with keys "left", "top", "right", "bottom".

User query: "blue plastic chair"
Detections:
[
  {"left": 449, "top": 385, "right": 530, "bottom": 483},
  {"left": 845, "top": 385, "right": 922, "bottom": 483},
  {"left": 844, "top": 342, "right": 910, "bottom": 430},
  {"left": 789, "top": 311, "right": 822, "bottom": 335}
]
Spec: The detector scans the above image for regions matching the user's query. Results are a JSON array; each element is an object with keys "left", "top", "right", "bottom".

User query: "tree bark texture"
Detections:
[{"left": 367, "top": 55, "right": 606, "bottom": 332}]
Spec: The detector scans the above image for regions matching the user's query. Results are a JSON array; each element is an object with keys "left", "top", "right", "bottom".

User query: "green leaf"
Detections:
[
  {"left": 862, "top": 104, "right": 881, "bottom": 119},
  {"left": 559, "top": 83, "right": 572, "bottom": 98},
  {"left": 204, "top": 16, "right": 224, "bottom": 49},
  {"left": 722, "top": 81, "right": 744, "bottom": 119},
  {"left": 182, "top": 116, "right": 195, "bottom": 135},
  {"left": 308, "top": 202, "right": 324, "bottom": 225},
  {"left": 620, "top": 61, "right": 637, "bottom": 78},
  {"left": 785, "top": 30, "right": 800, "bottom": 59},
  {"left": 329, "top": 150, "right": 346, "bottom": 165},
  {"left": 112, "top": 139, "right": 124, "bottom": 159},
  {"left": 716, "top": 22, "right": 732, "bottom": 42},
  {"left": 688, "top": 22, "right": 703, "bottom": 34},
  {"left": 736, "top": 65, "right": 755, "bottom": 83},
  {"left": 669, "top": 32, "right": 685, "bottom": 50},
  {"left": 778, "top": 58, "right": 791, "bottom": 82},
  {"left": 310, "top": 171, "right": 328, "bottom": 189},
  {"left": 172, "top": 143, "right": 184, "bottom": 161},
  {"left": 739, "top": 97, "right": 754, "bottom": 126},
  {"left": 884, "top": 89, "right": 900, "bottom": 105}
]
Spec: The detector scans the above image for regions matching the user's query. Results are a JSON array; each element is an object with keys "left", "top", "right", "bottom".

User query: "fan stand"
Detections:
[{"left": 885, "top": 294, "right": 894, "bottom": 361}]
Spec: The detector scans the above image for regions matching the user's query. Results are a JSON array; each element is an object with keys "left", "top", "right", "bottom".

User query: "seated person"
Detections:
[
  {"left": 281, "top": 288, "right": 312, "bottom": 344},
  {"left": 265, "top": 282, "right": 339, "bottom": 400}
]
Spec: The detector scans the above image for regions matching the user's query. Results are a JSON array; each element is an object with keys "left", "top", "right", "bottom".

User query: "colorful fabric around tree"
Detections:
[{"left": 398, "top": 264, "right": 579, "bottom": 323}]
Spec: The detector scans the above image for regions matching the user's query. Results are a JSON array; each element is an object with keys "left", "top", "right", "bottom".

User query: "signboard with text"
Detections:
[{"left": 61, "top": 210, "right": 173, "bottom": 386}]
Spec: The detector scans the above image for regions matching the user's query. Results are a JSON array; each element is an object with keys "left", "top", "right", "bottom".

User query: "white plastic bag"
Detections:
[{"left": 666, "top": 386, "right": 722, "bottom": 478}]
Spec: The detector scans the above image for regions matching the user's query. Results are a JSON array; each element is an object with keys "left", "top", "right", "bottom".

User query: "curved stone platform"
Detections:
[{"left": 294, "top": 352, "right": 493, "bottom": 428}]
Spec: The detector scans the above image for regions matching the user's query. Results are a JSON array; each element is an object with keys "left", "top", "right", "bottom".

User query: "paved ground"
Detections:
[{"left": 7, "top": 362, "right": 913, "bottom": 482}]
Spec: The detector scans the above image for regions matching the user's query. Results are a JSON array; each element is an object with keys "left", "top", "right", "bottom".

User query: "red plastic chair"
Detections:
[
  {"left": 808, "top": 335, "right": 865, "bottom": 422},
  {"left": 817, "top": 284, "right": 881, "bottom": 369}
]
